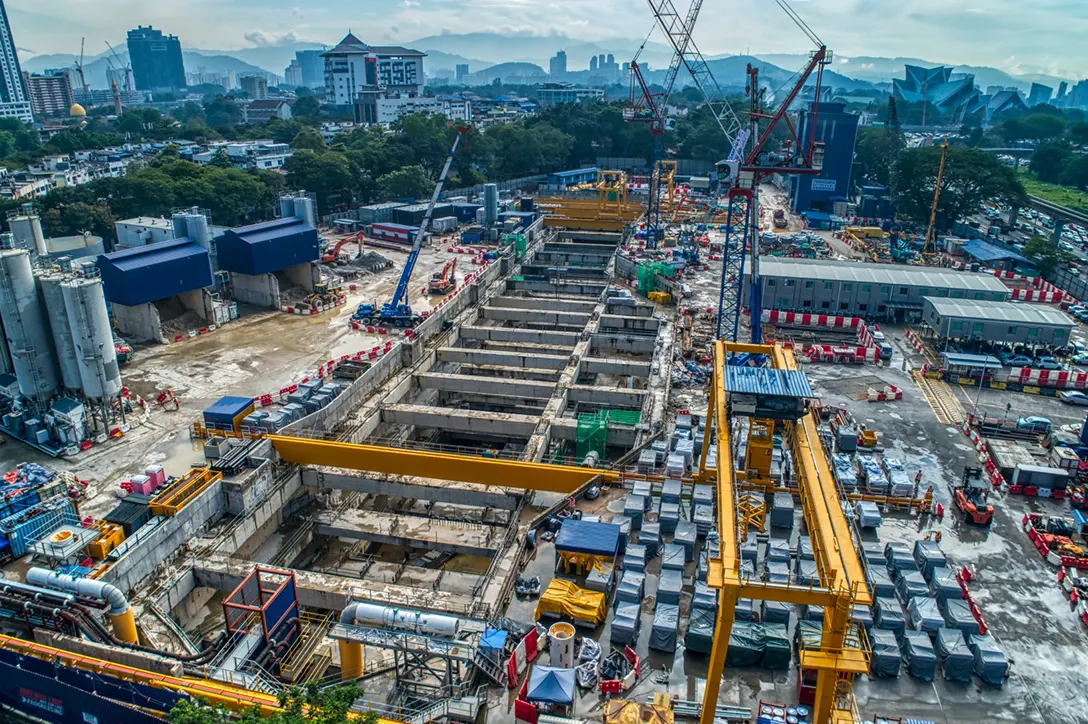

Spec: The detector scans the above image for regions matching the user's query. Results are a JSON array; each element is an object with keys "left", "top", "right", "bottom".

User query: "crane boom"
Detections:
[
  {"left": 923, "top": 138, "right": 948, "bottom": 257},
  {"left": 389, "top": 128, "right": 464, "bottom": 309}
]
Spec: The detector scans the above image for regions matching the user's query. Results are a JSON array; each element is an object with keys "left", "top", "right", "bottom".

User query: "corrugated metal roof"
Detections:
[
  {"left": 550, "top": 168, "right": 599, "bottom": 178},
  {"left": 230, "top": 217, "right": 315, "bottom": 245},
  {"left": 722, "top": 366, "right": 815, "bottom": 398},
  {"left": 555, "top": 519, "right": 620, "bottom": 556},
  {"left": 203, "top": 396, "right": 255, "bottom": 424},
  {"left": 102, "top": 238, "right": 205, "bottom": 271},
  {"left": 924, "top": 298, "right": 1074, "bottom": 328},
  {"left": 758, "top": 257, "right": 1012, "bottom": 294},
  {"left": 941, "top": 352, "right": 1003, "bottom": 370},
  {"left": 961, "top": 239, "right": 1027, "bottom": 263}
]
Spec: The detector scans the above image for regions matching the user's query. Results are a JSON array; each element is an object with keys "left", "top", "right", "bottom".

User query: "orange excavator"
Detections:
[
  {"left": 321, "top": 235, "right": 360, "bottom": 265},
  {"left": 428, "top": 258, "right": 457, "bottom": 294}
]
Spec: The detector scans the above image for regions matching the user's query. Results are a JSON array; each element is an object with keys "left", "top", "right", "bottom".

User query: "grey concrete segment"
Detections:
[
  {"left": 489, "top": 296, "right": 598, "bottom": 313},
  {"left": 301, "top": 470, "right": 520, "bottom": 510},
  {"left": 479, "top": 306, "right": 592, "bottom": 327},
  {"left": 418, "top": 372, "right": 556, "bottom": 398},
  {"left": 454, "top": 364, "right": 562, "bottom": 381},
  {"left": 606, "top": 303, "right": 654, "bottom": 318},
  {"left": 436, "top": 347, "right": 570, "bottom": 370},
  {"left": 459, "top": 326, "right": 579, "bottom": 347},
  {"left": 436, "top": 393, "right": 547, "bottom": 415},
  {"left": 581, "top": 357, "right": 653, "bottom": 376},
  {"left": 507, "top": 280, "right": 608, "bottom": 296},
  {"left": 194, "top": 555, "right": 478, "bottom": 615},
  {"left": 533, "top": 251, "right": 614, "bottom": 265},
  {"left": 599, "top": 313, "right": 662, "bottom": 332},
  {"left": 314, "top": 508, "right": 500, "bottom": 556},
  {"left": 568, "top": 384, "right": 647, "bottom": 408},
  {"left": 380, "top": 403, "right": 540, "bottom": 437},
  {"left": 592, "top": 333, "right": 657, "bottom": 354}
]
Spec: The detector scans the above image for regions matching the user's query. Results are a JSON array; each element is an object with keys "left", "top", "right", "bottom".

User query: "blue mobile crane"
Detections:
[{"left": 353, "top": 126, "right": 467, "bottom": 327}]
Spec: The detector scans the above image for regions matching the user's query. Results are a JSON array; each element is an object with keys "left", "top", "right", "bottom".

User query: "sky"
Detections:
[{"left": 6, "top": 0, "right": 1088, "bottom": 78}]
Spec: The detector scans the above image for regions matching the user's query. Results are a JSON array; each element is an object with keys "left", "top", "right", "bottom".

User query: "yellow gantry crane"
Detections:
[{"left": 922, "top": 138, "right": 949, "bottom": 258}]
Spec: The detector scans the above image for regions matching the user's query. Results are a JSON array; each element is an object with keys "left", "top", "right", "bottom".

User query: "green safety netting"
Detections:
[
  {"left": 575, "top": 410, "right": 643, "bottom": 459},
  {"left": 637, "top": 262, "right": 673, "bottom": 295},
  {"left": 505, "top": 233, "right": 527, "bottom": 261}
]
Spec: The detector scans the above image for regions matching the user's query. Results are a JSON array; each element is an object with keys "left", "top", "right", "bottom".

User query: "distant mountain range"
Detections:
[{"left": 18, "top": 32, "right": 1078, "bottom": 96}]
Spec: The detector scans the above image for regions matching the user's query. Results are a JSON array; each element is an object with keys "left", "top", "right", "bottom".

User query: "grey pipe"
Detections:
[
  {"left": 0, "top": 579, "right": 77, "bottom": 606},
  {"left": 27, "top": 567, "right": 130, "bottom": 615}
]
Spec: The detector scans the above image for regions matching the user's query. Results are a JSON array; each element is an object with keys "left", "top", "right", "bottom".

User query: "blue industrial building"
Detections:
[
  {"left": 547, "top": 168, "right": 599, "bottom": 188},
  {"left": 216, "top": 217, "right": 319, "bottom": 276},
  {"left": 789, "top": 102, "right": 859, "bottom": 214},
  {"left": 97, "top": 238, "right": 213, "bottom": 307}
]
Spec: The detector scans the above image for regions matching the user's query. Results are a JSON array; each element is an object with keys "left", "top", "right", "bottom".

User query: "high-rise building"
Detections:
[
  {"left": 589, "top": 55, "right": 598, "bottom": 73},
  {"left": 22, "top": 72, "right": 71, "bottom": 117},
  {"left": 598, "top": 54, "right": 606, "bottom": 72},
  {"left": 1057, "top": 81, "right": 1069, "bottom": 100},
  {"left": 606, "top": 53, "right": 614, "bottom": 66},
  {"left": 0, "top": 1, "right": 31, "bottom": 122},
  {"left": 1027, "top": 83, "right": 1053, "bottom": 107},
  {"left": 126, "top": 26, "right": 186, "bottom": 92},
  {"left": 240, "top": 75, "right": 268, "bottom": 100},
  {"left": 549, "top": 51, "right": 567, "bottom": 77},
  {"left": 293, "top": 49, "right": 325, "bottom": 88},
  {"left": 455, "top": 64, "right": 469, "bottom": 83},
  {"left": 323, "top": 32, "right": 426, "bottom": 107},
  {"left": 284, "top": 60, "right": 303, "bottom": 87}
]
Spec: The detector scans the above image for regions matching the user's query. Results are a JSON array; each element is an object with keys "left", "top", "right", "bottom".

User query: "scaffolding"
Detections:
[
  {"left": 575, "top": 410, "right": 642, "bottom": 459},
  {"left": 637, "top": 262, "right": 672, "bottom": 295}
]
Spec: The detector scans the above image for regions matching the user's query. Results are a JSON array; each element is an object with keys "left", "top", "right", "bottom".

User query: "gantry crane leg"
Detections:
[{"left": 699, "top": 588, "right": 740, "bottom": 724}]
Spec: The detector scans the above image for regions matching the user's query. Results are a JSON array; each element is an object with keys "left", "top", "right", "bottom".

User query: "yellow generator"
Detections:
[{"left": 647, "top": 291, "right": 673, "bottom": 304}]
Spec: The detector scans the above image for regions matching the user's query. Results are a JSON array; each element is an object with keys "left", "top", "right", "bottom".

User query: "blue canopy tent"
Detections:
[
  {"left": 479, "top": 628, "right": 508, "bottom": 665},
  {"left": 526, "top": 665, "right": 576, "bottom": 706}
]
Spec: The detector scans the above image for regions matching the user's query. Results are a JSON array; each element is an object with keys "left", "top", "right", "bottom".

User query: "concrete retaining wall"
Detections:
[
  {"left": 230, "top": 271, "right": 280, "bottom": 309},
  {"left": 111, "top": 301, "right": 163, "bottom": 343}
]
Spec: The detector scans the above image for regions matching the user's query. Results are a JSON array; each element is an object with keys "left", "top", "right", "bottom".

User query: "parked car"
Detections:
[
  {"left": 1001, "top": 353, "right": 1033, "bottom": 366},
  {"left": 1034, "top": 357, "right": 1064, "bottom": 370},
  {"left": 1073, "top": 353, "right": 1088, "bottom": 366},
  {"left": 1059, "top": 391, "right": 1088, "bottom": 406},
  {"left": 1017, "top": 416, "right": 1052, "bottom": 434}
]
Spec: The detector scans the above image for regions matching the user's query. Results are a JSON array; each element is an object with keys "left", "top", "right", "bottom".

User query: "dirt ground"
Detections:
[{"left": 0, "top": 242, "right": 465, "bottom": 520}]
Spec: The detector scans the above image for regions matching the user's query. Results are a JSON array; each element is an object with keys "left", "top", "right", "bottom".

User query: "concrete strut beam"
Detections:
[
  {"left": 599, "top": 314, "right": 662, "bottom": 332},
  {"left": 455, "top": 364, "right": 562, "bottom": 381},
  {"left": 381, "top": 403, "right": 539, "bottom": 437},
  {"left": 479, "top": 306, "right": 591, "bottom": 327},
  {"left": 417, "top": 372, "right": 556, "bottom": 399},
  {"left": 300, "top": 469, "right": 521, "bottom": 510},
  {"left": 581, "top": 357, "right": 653, "bottom": 377},
  {"left": 592, "top": 333, "right": 657, "bottom": 355},
  {"left": 437, "top": 347, "right": 570, "bottom": 370},
  {"left": 507, "top": 280, "right": 607, "bottom": 296},
  {"left": 533, "top": 251, "right": 614, "bottom": 265},
  {"left": 459, "top": 326, "right": 579, "bottom": 347},
  {"left": 313, "top": 508, "right": 499, "bottom": 556},
  {"left": 193, "top": 555, "right": 477, "bottom": 614},
  {"left": 551, "top": 419, "right": 638, "bottom": 446},
  {"left": 568, "top": 384, "right": 647, "bottom": 408},
  {"left": 490, "top": 296, "right": 598, "bottom": 313}
]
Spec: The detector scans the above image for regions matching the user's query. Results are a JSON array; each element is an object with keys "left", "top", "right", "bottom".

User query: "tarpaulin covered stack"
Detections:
[
  {"left": 833, "top": 453, "right": 857, "bottom": 492},
  {"left": 611, "top": 602, "right": 641, "bottom": 646},
  {"left": 762, "top": 623, "right": 791, "bottom": 669},
  {"left": 726, "top": 622, "right": 765, "bottom": 666},
  {"left": 896, "top": 571, "right": 929, "bottom": 603},
  {"left": 913, "top": 540, "right": 947, "bottom": 580},
  {"left": 929, "top": 565, "right": 961, "bottom": 601},
  {"left": 859, "top": 456, "right": 888, "bottom": 494},
  {"left": 615, "top": 570, "right": 645, "bottom": 606},
  {"left": 555, "top": 519, "right": 620, "bottom": 575},
  {"left": 661, "top": 543, "right": 686, "bottom": 572},
  {"left": 693, "top": 504, "right": 715, "bottom": 536},
  {"left": 638, "top": 522, "right": 661, "bottom": 558},
  {"left": 867, "top": 566, "right": 896, "bottom": 599},
  {"left": 861, "top": 541, "right": 884, "bottom": 567},
  {"left": 855, "top": 501, "right": 882, "bottom": 528},
  {"left": 885, "top": 542, "right": 915, "bottom": 573},
  {"left": 624, "top": 544, "right": 647, "bottom": 573},
  {"left": 658, "top": 568, "right": 684, "bottom": 605},
  {"left": 936, "top": 628, "right": 973, "bottom": 682},
  {"left": 763, "top": 560, "right": 792, "bottom": 623},
  {"left": 969, "top": 634, "right": 1009, "bottom": 685},
  {"left": 691, "top": 484, "right": 714, "bottom": 516},
  {"left": 767, "top": 537, "right": 791, "bottom": 562},
  {"left": 623, "top": 495, "right": 645, "bottom": 529},
  {"left": 585, "top": 561, "right": 615, "bottom": 593},
  {"left": 535, "top": 579, "right": 607, "bottom": 626},
  {"left": 650, "top": 603, "right": 680, "bottom": 652},
  {"left": 608, "top": 515, "right": 632, "bottom": 554},
  {"left": 907, "top": 596, "right": 944, "bottom": 635},
  {"left": 735, "top": 598, "right": 755, "bottom": 621},
  {"left": 662, "top": 479, "right": 681, "bottom": 504},
  {"left": 796, "top": 558, "right": 818, "bottom": 586},
  {"left": 798, "top": 536, "right": 814, "bottom": 561},
  {"left": 674, "top": 521, "right": 697, "bottom": 561},
  {"left": 770, "top": 493, "right": 794, "bottom": 528},
  {"left": 941, "top": 598, "right": 978, "bottom": 636},
  {"left": 869, "top": 628, "right": 902, "bottom": 678},
  {"left": 874, "top": 597, "right": 905, "bottom": 636},
  {"left": 900, "top": 630, "right": 937, "bottom": 680},
  {"left": 659, "top": 502, "right": 680, "bottom": 534},
  {"left": 883, "top": 457, "right": 914, "bottom": 497},
  {"left": 685, "top": 605, "right": 716, "bottom": 654},
  {"left": 632, "top": 481, "right": 652, "bottom": 508}
]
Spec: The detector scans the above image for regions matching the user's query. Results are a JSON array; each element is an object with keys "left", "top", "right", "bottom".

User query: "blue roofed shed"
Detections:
[
  {"left": 555, "top": 519, "right": 621, "bottom": 557},
  {"left": 97, "top": 238, "right": 212, "bottom": 307},
  {"left": 203, "top": 395, "right": 256, "bottom": 431},
  {"left": 217, "top": 217, "right": 319, "bottom": 276},
  {"left": 961, "top": 239, "right": 1027, "bottom": 264}
]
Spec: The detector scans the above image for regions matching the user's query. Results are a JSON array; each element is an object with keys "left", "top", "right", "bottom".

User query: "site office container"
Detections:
[
  {"left": 1011, "top": 463, "right": 1070, "bottom": 490},
  {"left": 203, "top": 395, "right": 256, "bottom": 432},
  {"left": 370, "top": 223, "right": 419, "bottom": 244}
]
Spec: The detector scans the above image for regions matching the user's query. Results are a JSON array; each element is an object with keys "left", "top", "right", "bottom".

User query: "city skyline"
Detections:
[{"left": 6, "top": 0, "right": 1088, "bottom": 79}]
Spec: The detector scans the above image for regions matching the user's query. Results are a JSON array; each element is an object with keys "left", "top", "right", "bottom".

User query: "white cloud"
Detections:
[{"left": 242, "top": 29, "right": 299, "bottom": 47}]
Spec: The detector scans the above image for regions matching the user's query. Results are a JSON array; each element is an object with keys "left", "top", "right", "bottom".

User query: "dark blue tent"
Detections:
[
  {"left": 526, "top": 665, "right": 576, "bottom": 705},
  {"left": 555, "top": 519, "right": 620, "bottom": 557}
]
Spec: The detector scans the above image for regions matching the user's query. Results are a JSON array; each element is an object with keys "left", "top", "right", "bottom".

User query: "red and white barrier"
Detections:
[
  {"left": 504, "top": 626, "right": 540, "bottom": 688},
  {"left": 1008, "top": 367, "right": 1088, "bottom": 390},
  {"left": 868, "top": 385, "right": 904, "bottom": 402},
  {"left": 961, "top": 419, "right": 1006, "bottom": 488},
  {"left": 762, "top": 310, "right": 863, "bottom": 329},
  {"left": 904, "top": 327, "right": 926, "bottom": 355}
]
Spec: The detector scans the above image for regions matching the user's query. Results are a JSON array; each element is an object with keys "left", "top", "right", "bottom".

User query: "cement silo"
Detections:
[
  {"left": 0, "top": 239, "right": 60, "bottom": 403},
  {"left": 8, "top": 211, "right": 46, "bottom": 257},
  {"left": 279, "top": 195, "right": 296, "bottom": 220},
  {"left": 483, "top": 184, "right": 498, "bottom": 227},
  {"left": 61, "top": 273, "right": 121, "bottom": 401},
  {"left": 38, "top": 273, "right": 83, "bottom": 391},
  {"left": 293, "top": 195, "right": 316, "bottom": 228}
]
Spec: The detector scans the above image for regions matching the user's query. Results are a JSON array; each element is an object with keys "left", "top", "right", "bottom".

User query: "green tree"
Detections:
[
  {"left": 0, "top": 130, "right": 15, "bottom": 159},
  {"left": 892, "top": 146, "right": 1027, "bottom": 231},
  {"left": 291, "top": 127, "right": 326, "bottom": 151},
  {"left": 0, "top": 118, "right": 40, "bottom": 152},
  {"left": 854, "top": 126, "right": 904, "bottom": 189},
  {"left": 377, "top": 164, "right": 432, "bottom": 200},
  {"left": 204, "top": 96, "right": 243, "bottom": 127},
  {"left": 173, "top": 101, "right": 206, "bottom": 124},
  {"left": 1069, "top": 121, "right": 1088, "bottom": 147},
  {"left": 1024, "top": 234, "right": 1072, "bottom": 278},
  {"left": 283, "top": 151, "right": 356, "bottom": 212},
  {"left": 40, "top": 202, "right": 115, "bottom": 239},
  {"left": 169, "top": 684, "right": 362, "bottom": 724},
  {"left": 116, "top": 108, "right": 165, "bottom": 135},
  {"left": 1021, "top": 113, "right": 1067, "bottom": 142},
  {"left": 293, "top": 96, "right": 321, "bottom": 117},
  {"left": 1030, "top": 141, "right": 1074, "bottom": 183},
  {"left": 1060, "top": 153, "right": 1088, "bottom": 189},
  {"left": 208, "top": 148, "right": 234, "bottom": 169}
]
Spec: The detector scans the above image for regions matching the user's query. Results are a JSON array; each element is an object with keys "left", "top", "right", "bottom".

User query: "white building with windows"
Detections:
[{"left": 323, "top": 32, "right": 425, "bottom": 107}]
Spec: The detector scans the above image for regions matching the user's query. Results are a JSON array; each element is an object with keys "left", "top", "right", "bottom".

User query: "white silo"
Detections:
[
  {"left": 483, "top": 184, "right": 499, "bottom": 227},
  {"left": 0, "top": 238, "right": 60, "bottom": 403},
  {"left": 182, "top": 212, "right": 211, "bottom": 250},
  {"left": 61, "top": 272, "right": 121, "bottom": 400},
  {"left": 279, "top": 195, "right": 297, "bottom": 220},
  {"left": 171, "top": 212, "right": 189, "bottom": 241},
  {"left": 293, "top": 195, "right": 316, "bottom": 227},
  {"left": 38, "top": 273, "right": 82, "bottom": 391},
  {"left": 8, "top": 212, "right": 46, "bottom": 257}
]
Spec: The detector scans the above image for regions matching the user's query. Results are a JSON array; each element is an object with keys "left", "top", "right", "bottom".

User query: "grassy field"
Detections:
[{"left": 1020, "top": 174, "right": 1088, "bottom": 213}]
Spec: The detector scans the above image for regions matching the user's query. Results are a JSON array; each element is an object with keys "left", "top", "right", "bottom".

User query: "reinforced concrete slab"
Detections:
[
  {"left": 381, "top": 404, "right": 540, "bottom": 437},
  {"left": 568, "top": 384, "right": 647, "bottom": 408},
  {"left": 459, "top": 326, "right": 579, "bottom": 347},
  {"left": 314, "top": 508, "right": 500, "bottom": 556},
  {"left": 193, "top": 555, "right": 478, "bottom": 615},
  {"left": 592, "top": 334, "right": 657, "bottom": 354},
  {"left": 507, "top": 280, "right": 607, "bottom": 296},
  {"left": 418, "top": 372, "right": 556, "bottom": 399},
  {"left": 479, "top": 306, "right": 591, "bottom": 327},
  {"left": 490, "top": 296, "right": 597, "bottom": 313},
  {"left": 437, "top": 347, "right": 570, "bottom": 370},
  {"left": 599, "top": 314, "right": 662, "bottom": 332},
  {"left": 454, "top": 364, "right": 562, "bottom": 381},
  {"left": 581, "top": 357, "right": 653, "bottom": 377},
  {"left": 301, "top": 469, "right": 521, "bottom": 509}
]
